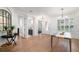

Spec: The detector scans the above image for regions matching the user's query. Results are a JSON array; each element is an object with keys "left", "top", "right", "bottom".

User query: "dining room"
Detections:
[{"left": 0, "top": 7, "right": 79, "bottom": 52}]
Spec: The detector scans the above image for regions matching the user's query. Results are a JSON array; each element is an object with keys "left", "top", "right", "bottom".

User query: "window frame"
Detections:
[{"left": 0, "top": 9, "right": 12, "bottom": 31}]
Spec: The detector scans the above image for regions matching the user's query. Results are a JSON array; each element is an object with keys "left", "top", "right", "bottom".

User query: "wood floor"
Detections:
[{"left": 0, "top": 34, "right": 79, "bottom": 52}]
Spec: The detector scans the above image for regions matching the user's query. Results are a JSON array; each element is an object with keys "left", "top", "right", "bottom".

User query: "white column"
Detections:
[
  {"left": 24, "top": 17, "right": 28, "bottom": 38},
  {"left": 19, "top": 17, "right": 24, "bottom": 37},
  {"left": 42, "top": 21, "right": 45, "bottom": 34},
  {"left": 33, "top": 17, "right": 38, "bottom": 36}
]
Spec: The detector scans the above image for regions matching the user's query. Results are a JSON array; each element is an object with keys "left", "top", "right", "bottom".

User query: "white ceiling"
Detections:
[{"left": 13, "top": 7, "right": 79, "bottom": 17}]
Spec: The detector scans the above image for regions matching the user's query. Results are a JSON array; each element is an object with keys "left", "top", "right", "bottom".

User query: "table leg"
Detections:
[
  {"left": 51, "top": 36, "right": 52, "bottom": 48},
  {"left": 10, "top": 37, "right": 16, "bottom": 45},
  {"left": 6, "top": 38, "right": 10, "bottom": 43},
  {"left": 51, "top": 36, "right": 54, "bottom": 52},
  {"left": 69, "top": 39, "right": 72, "bottom": 52}
]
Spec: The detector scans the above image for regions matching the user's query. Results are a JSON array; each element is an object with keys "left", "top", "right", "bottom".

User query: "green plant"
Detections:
[
  {"left": 10, "top": 26, "right": 15, "bottom": 30},
  {"left": 4, "top": 25, "right": 15, "bottom": 31},
  {"left": 4, "top": 26, "right": 8, "bottom": 30}
]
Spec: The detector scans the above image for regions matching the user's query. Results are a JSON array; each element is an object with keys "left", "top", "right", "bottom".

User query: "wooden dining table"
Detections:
[{"left": 51, "top": 35, "right": 79, "bottom": 52}]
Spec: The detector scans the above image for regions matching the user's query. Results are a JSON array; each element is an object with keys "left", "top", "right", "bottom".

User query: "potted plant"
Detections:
[
  {"left": 10, "top": 25, "right": 15, "bottom": 31},
  {"left": 6, "top": 25, "right": 15, "bottom": 35},
  {"left": 4, "top": 26, "right": 8, "bottom": 30}
]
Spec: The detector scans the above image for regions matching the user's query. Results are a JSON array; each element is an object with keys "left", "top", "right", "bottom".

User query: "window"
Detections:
[
  {"left": 0, "top": 9, "right": 11, "bottom": 31},
  {"left": 57, "top": 16, "right": 74, "bottom": 32}
]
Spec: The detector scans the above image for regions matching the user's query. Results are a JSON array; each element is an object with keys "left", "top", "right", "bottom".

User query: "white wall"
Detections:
[
  {"left": 48, "top": 11, "right": 79, "bottom": 38},
  {"left": 48, "top": 16, "right": 58, "bottom": 35},
  {"left": 7, "top": 7, "right": 79, "bottom": 38},
  {"left": 69, "top": 12, "right": 79, "bottom": 38}
]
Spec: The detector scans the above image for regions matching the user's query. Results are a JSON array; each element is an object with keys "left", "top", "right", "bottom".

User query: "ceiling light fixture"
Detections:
[{"left": 61, "top": 8, "right": 64, "bottom": 18}]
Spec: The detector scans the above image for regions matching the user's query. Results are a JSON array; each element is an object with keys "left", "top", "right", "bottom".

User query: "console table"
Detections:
[{"left": 1, "top": 33, "right": 18, "bottom": 45}]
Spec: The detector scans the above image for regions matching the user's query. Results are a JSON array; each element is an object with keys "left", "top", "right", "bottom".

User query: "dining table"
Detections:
[{"left": 51, "top": 33, "right": 79, "bottom": 52}]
